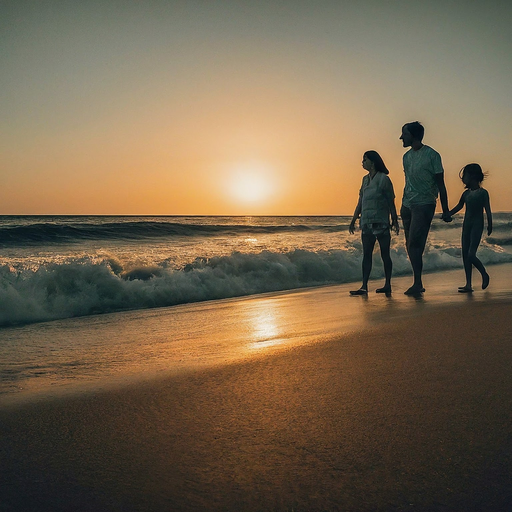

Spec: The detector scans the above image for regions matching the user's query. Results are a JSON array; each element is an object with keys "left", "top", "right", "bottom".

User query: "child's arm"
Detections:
[
  {"left": 484, "top": 189, "right": 493, "bottom": 236},
  {"left": 349, "top": 197, "right": 362, "bottom": 234},
  {"left": 448, "top": 192, "right": 466, "bottom": 217}
]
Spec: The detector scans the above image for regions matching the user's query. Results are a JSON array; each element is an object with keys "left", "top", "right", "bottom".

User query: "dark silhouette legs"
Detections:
[
  {"left": 351, "top": 231, "right": 392, "bottom": 295},
  {"left": 459, "top": 224, "right": 489, "bottom": 292},
  {"left": 401, "top": 205, "right": 435, "bottom": 294}
]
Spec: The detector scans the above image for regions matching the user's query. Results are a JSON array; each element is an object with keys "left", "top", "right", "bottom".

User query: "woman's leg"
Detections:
[
  {"left": 376, "top": 231, "right": 392, "bottom": 291},
  {"left": 361, "top": 232, "right": 377, "bottom": 290}
]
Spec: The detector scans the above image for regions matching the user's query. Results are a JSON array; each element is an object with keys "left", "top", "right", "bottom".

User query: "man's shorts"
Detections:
[{"left": 400, "top": 204, "right": 436, "bottom": 246}]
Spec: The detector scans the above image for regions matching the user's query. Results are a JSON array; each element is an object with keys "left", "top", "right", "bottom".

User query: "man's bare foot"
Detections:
[
  {"left": 458, "top": 286, "right": 473, "bottom": 293},
  {"left": 350, "top": 288, "right": 368, "bottom": 296},
  {"left": 482, "top": 272, "right": 490, "bottom": 290},
  {"left": 404, "top": 285, "right": 425, "bottom": 296}
]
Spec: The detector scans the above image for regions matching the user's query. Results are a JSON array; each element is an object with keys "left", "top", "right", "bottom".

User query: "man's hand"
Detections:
[{"left": 349, "top": 221, "right": 356, "bottom": 234}]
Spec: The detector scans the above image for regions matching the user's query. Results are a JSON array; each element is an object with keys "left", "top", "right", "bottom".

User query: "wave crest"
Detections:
[{"left": 1, "top": 245, "right": 511, "bottom": 327}]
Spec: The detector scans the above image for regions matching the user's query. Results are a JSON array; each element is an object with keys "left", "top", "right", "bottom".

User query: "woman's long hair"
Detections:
[{"left": 364, "top": 150, "right": 389, "bottom": 175}]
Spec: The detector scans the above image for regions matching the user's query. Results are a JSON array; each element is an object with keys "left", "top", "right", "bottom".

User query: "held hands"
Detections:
[{"left": 441, "top": 212, "right": 452, "bottom": 223}]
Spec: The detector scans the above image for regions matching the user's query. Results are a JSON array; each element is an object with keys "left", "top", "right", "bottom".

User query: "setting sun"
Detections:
[{"left": 228, "top": 163, "right": 276, "bottom": 204}]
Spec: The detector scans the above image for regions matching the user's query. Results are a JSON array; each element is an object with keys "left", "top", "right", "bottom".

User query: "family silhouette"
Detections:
[{"left": 349, "top": 121, "right": 493, "bottom": 296}]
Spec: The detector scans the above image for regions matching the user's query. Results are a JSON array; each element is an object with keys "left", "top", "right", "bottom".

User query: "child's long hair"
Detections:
[
  {"left": 459, "top": 163, "right": 486, "bottom": 188},
  {"left": 364, "top": 150, "right": 389, "bottom": 175}
]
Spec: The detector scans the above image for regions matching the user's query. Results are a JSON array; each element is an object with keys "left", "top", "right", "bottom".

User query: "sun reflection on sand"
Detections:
[{"left": 240, "top": 302, "right": 285, "bottom": 349}]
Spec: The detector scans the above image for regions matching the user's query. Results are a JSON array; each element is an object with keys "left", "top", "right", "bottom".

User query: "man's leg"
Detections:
[
  {"left": 400, "top": 205, "right": 416, "bottom": 292},
  {"left": 400, "top": 205, "right": 411, "bottom": 249},
  {"left": 404, "top": 204, "right": 435, "bottom": 294}
]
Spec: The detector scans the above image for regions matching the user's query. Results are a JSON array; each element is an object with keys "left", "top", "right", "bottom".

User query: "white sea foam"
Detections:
[{"left": 1, "top": 242, "right": 510, "bottom": 327}]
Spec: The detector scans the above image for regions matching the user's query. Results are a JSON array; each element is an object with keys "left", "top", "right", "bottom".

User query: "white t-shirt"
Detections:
[
  {"left": 359, "top": 172, "right": 395, "bottom": 226},
  {"left": 402, "top": 145, "right": 444, "bottom": 207}
]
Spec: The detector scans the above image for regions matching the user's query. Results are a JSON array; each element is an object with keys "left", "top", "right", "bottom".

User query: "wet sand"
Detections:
[{"left": 2, "top": 270, "right": 512, "bottom": 511}]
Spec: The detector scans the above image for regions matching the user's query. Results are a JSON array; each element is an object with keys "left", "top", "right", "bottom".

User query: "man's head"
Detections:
[{"left": 400, "top": 121, "right": 424, "bottom": 147}]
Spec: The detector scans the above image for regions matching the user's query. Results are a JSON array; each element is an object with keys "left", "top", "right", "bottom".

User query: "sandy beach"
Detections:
[{"left": 2, "top": 266, "right": 512, "bottom": 511}]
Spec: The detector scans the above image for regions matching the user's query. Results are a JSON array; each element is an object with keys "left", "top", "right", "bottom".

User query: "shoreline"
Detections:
[
  {"left": 2, "top": 262, "right": 512, "bottom": 405},
  {"left": 2, "top": 287, "right": 512, "bottom": 509}
]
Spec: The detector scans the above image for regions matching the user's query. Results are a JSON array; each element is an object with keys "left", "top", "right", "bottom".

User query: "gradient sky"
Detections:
[{"left": 1, "top": 0, "right": 511, "bottom": 215}]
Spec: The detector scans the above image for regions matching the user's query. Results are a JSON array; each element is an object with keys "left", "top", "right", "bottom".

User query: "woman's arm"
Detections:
[
  {"left": 349, "top": 197, "right": 362, "bottom": 234},
  {"left": 389, "top": 200, "right": 399, "bottom": 234},
  {"left": 386, "top": 187, "right": 399, "bottom": 235},
  {"left": 383, "top": 176, "right": 399, "bottom": 234},
  {"left": 484, "top": 190, "right": 493, "bottom": 236}
]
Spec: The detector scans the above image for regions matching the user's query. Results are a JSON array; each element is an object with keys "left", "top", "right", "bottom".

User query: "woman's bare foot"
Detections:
[
  {"left": 350, "top": 288, "right": 368, "bottom": 296},
  {"left": 458, "top": 286, "right": 473, "bottom": 293},
  {"left": 482, "top": 272, "right": 490, "bottom": 290},
  {"left": 376, "top": 286, "right": 391, "bottom": 294}
]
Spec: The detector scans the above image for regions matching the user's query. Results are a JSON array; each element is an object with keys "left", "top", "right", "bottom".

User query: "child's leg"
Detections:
[
  {"left": 461, "top": 229, "right": 473, "bottom": 289},
  {"left": 361, "top": 233, "right": 377, "bottom": 290},
  {"left": 376, "top": 231, "right": 392, "bottom": 290},
  {"left": 467, "top": 224, "right": 489, "bottom": 288}
]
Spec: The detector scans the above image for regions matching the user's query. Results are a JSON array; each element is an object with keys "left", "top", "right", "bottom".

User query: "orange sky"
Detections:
[{"left": 1, "top": 1, "right": 511, "bottom": 215}]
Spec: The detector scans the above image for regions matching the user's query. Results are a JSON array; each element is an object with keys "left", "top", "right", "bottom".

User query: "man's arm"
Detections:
[{"left": 434, "top": 173, "right": 451, "bottom": 222}]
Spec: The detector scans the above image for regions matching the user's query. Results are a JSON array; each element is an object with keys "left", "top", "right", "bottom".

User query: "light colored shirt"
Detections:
[
  {"left": 402, "top": 145, "right": 444, "bottom": 207},
  {"left": 359, "top": 172, "right": 395, "bottom": 226}
]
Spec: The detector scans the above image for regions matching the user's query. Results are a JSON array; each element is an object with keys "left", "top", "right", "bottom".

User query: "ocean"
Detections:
[
  {"left": 2, "top": 214, "right": 512, "bottom": 399},
  {"left": 1, "top": 214, "right": 511, "bottom": 328}
]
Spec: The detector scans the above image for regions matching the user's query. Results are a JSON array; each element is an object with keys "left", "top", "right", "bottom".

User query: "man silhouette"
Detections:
[{"left": 400, "top": 121, "right": 451, "bottom": 295}]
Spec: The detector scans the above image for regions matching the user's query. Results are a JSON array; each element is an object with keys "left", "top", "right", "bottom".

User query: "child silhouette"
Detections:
[{"left": 448, "top": 163, "right": 493, "bottom": 292}]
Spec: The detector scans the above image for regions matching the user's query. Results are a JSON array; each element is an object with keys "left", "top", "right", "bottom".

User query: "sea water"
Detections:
[
  {"left": 2, "top": 214, "right": 512, "bottom": 399},
  {"left": 1, "top": 214, "right": 511, "bottom": 327}
]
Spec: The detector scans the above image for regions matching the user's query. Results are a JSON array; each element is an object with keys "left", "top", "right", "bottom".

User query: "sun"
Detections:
[{"left": 228, "top": 163, "right": 275, "bottom": 204}]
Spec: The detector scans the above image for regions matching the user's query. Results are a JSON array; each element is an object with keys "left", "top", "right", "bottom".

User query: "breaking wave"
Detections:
[{"left": 1, "top": 244, "right": 511, "bottom": 327}]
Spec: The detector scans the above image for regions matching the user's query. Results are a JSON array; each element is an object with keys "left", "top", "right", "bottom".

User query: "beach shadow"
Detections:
[
  {"left": 405, "top": 292, "right": 425, "bottom": 302},
  {"left": 350, "top": 293, "right": 369, "bottom": 302}
]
